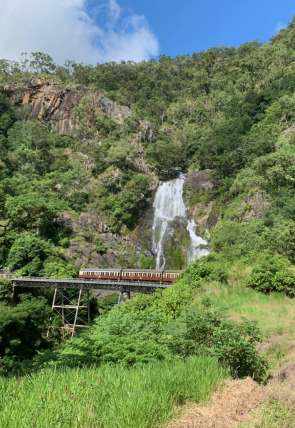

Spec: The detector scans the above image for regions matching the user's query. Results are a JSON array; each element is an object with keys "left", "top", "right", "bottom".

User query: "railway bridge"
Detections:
[{"left": 12, "top": 277, "right": 172, "bottom": 336}]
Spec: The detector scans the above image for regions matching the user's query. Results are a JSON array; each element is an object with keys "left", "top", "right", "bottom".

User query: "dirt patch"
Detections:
[
  {"left": 167, "top": 361, "right": 295, "bottom": 428},
  {"left": 267, "top": 362, "right": 295, "bottom": 394},
  {"left": 167, "top": 378, "right": 270, "bottom": 428},
  {"left": 256, "top": 332, "right": 288, "bottom": 355}
]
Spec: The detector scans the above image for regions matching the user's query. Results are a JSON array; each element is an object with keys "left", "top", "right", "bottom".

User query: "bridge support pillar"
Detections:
[
  {"left": 118, "top": 289, "right": 131, "bottom": 304},
  {"left": 50, "top": 287, "right": 90, "bottom": 338}
]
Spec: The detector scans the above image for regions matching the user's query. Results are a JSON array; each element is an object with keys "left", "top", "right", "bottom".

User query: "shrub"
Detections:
[
  {"left": 0, "top": 298, "right": 53, "bottom": 374},
  {"left": 0, "top": 279, "right": 12, "bottom": 303},
  {"left": 165, "top": 305, "right": 268, "bottom": 382},
  {"left": 94, "top": 236, "right": 107, "bottom": 254},
  {"left": 247, "top": 251, "right": 295, "bottom": 296}
]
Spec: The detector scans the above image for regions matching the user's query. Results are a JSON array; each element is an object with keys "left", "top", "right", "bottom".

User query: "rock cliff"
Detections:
[{"left": 4, "top": 77, "right": 131, "bottom": 135}]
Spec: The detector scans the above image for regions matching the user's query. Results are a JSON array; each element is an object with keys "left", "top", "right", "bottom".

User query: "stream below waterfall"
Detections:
[{"left": 152, "top": 173, "right": 209, "bottom": 269}]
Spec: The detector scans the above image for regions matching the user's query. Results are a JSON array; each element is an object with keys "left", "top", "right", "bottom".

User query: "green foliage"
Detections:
[
  {"left": 165, "top": 305, "right": 268, "bottom": 381},
  {"left": 41, "top": 260, "right": 78, "bottom": 278},
  {"left": 0, "top": 279, "right": 12, "bottom": 303},
  {"left": 0, "top": 298, "right": 53, "bottom": 374},
  {"left": 55, "top": 272, "right": 267, "bottom": 381},
  {"left": 146, "top": 140, "right": 186, "bottom": 177},
  {"left": 97, "top": 293, "right": 118, "bottom": 315},
  {"left": 247, "top": 251, "right": 295, "bottom": 296},
  {"left": 95, "top": 115, "right": 118, "bottom": 136},
  {"left": 108, "top": 173, "right": 149, "bottom": 230},
  {"left": 106, "top": 139, "right": 134, "bottom": 169},
  {"left": 0, "top": 357, "right": 226, "bottom": 428},
  {"left": 139, "top": 253, "right": 154, "bottom": 269},
  {"left": 251, "top": 398, "right": 295, "bottom": 428},
  {"left": 7, "top": 236, "right": 49, "bottom": 272},
  {"left": 0, "top": 91, "right": 16, "bottom": 137},
  {"left": 94, "top": 236, "right": 107, "bottom": 254},
  {"left": 58, "top": 308, "right": 170, "bottom": 367}
]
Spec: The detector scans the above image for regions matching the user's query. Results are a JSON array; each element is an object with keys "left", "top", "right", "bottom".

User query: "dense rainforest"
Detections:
[{"left": 1, "top": 16, "right": 295, "bottom": 427}]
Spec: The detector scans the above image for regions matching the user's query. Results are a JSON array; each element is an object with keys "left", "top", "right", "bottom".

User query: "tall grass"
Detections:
[
  {"left": 0, "top": 356, "right": 227, "bottom": 428},
  {"left": 203, "top": 282, "right": 295, "bottom": 337}
]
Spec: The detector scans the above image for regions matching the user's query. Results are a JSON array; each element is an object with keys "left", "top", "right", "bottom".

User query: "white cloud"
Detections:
[{"left": 0, "top": 0, "right": 159, "bottom": 65}]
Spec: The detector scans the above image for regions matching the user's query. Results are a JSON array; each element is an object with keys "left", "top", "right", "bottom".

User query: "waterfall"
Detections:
[
  {"left": 186, "top": 219, "right": 209, "bottom": 261},
  {"left": 152, "top": 173, "right": 209, "bottom": 269}
]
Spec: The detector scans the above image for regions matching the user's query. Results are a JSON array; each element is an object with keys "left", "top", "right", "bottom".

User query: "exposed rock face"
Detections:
[
  {"left": 159, "top": 216, "right": 189, "bottom": 269},
  {"left": 79, "top": 213, "right": 109, "bottom": 233},
  {"left": 191, "top": 201, "right": 219, "bottom": 229},
  {"left": 184, "top": 169, "right": 215, "bottom": 192},
  {"left": 53, "top": 211, "right": 152, "bottom": 268},
  {"left": 140, "top": 120, "right": 156, "bottom": 143},
  {"left": 236, "top": 191, "right": 271, "bottom": 223},
  {"left": 4, "top": 77, "right": 131, "bottom": 135},
  {"left": 184, "top": 170, "right": 219, "bottom": 229}
]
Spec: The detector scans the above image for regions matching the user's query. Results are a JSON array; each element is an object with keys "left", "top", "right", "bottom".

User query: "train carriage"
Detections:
[
  {"left": 79, "top": 268, "right": 121, "bottom": 280},
  {"left": 162, "top": 270, "right": 181, "bottom": 282},
  {"left": 78, "top": 268, "right": 182, "bottom": 282},
  {"left": 121, "top": 269, "right": 163, "bottom": 282}
]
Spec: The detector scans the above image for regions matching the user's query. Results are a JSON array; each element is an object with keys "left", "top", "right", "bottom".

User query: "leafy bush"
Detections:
[
  {"left": 165, "top": 305, "right": 268, "bottom": 382},
  {"left": 146, "top": 140, "right": 186, "bottom": 177},
  {"left": 58, "top": 309, "right": 170, "bottom": 367},
  {"left": 108, "top": 173, "right": 149, "bottom": 230},
  {"left": 247, "top": 251, "right": 295, "bottom": 296},
  {"left": 97, "top": 293, "right": 118, "bottom": 315},
  {"left": 0, "top": 279, "right": 12, "bottom": 303},
  {"left": 42, "top": 260, "right": 78, "bottom": 278},
  {"left": 0, "top": 298, "right": 53, "bottom": 374},
  {"left": 139, "top": 253, "right": 154, "bottom": 269},
  {"left": 94, "top": 236, "right": 107, "bottom": 254},
  {"left": 7, "top": 236, "right": 49, "bottom": 271},
  {"left": 56, "top": 284, "right": 267, "bottom": 381}
]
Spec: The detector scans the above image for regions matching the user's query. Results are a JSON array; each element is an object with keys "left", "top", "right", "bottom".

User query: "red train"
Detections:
[{"left": 79, "top": 268, "right": 181, "bottom": 282}]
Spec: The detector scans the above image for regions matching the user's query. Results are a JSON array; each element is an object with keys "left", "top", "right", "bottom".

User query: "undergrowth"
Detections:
[{"left": 0, "top": 356, "right": 227, "bottom": 428}]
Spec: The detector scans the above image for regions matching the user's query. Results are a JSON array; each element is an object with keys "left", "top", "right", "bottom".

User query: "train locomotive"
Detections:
[{"left": 79, "top": 268, "right": 181, "bottom": 282}]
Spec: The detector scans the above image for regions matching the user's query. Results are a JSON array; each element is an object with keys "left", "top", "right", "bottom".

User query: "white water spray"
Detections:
[{"left": 152, "top": 173, "right": 209, "bottom": 269}]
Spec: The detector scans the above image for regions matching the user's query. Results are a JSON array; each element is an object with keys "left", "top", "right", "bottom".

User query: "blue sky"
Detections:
[
  {"left": 0, "top": 0, "right": 294, "bottom": 64},
  {"left": 116, "top": 0, "right": 295, "bottom": 57}
]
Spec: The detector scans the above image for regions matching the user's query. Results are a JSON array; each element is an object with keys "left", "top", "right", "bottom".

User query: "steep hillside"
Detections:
[
  {"left": 1, "top": 19, "right": 295, "bottom": 276},
  {"left": 2, "top": 17, "right": 295, "bottom": 428}
]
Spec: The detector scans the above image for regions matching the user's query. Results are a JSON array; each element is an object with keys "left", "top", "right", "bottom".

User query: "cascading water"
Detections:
[
  {"left": 152, "top": 173, "right": 209, "bottom": 269},
  {"left": 186, "top": 219, "right": 209, "bottom": 261}
]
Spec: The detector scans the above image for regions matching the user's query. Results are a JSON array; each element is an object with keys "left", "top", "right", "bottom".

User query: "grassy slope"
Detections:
[
  {"left": 0, "top": 357, "right": 227, "bottom": 428},
  {"left": 198, "top": 262, "right": 295, "bottom": 369}
]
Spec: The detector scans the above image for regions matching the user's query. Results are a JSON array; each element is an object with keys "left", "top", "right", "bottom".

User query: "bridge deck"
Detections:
[{"left": 12, "top": 277, "right": 172, "bottom": 293}]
